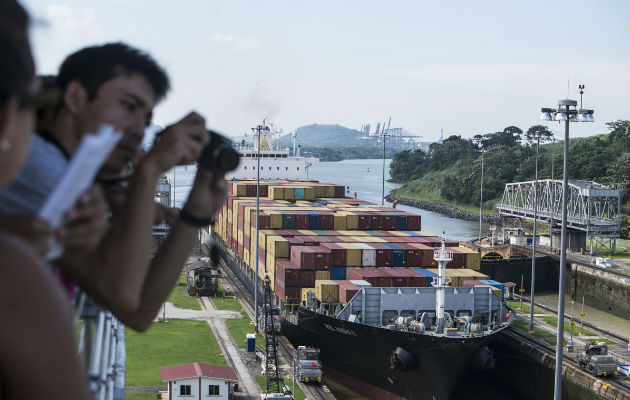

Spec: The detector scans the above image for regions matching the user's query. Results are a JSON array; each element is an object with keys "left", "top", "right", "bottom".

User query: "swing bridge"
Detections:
[{"left": 496, "top": 179, "right": 621, "bottom": 253}]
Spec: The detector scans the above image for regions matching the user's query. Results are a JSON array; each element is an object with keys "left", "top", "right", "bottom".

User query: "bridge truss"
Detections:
[{"left": 497, "top": 179, "right": 620, "bottom": 237}]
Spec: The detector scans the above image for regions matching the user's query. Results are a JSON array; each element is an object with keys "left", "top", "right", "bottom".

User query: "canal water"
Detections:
[{"left": 168, "top": 158, "right": 490, "bottom": 241}]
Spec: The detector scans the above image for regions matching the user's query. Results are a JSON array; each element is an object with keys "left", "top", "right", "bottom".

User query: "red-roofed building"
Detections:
[{"left": 159, "top": 363, "right": 238, "bottom": 400}]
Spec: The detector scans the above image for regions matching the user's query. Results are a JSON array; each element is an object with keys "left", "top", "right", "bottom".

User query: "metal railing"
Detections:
[{"left": 76, "top": 294, "right": 125, "bottom": 400}]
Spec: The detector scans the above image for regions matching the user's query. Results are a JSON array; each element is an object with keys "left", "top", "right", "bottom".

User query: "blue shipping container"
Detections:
[
  {"left": 331, "top": 266, "right": 347, "bottom": 280},
  {"left": 294, "top": 187, "right": 305, "bottom": 200},
  {"left": 481, "top": 279, "right": 504, "bottom": 299},
  {"left": 383, "top": 243, "right": 407, "bottom": 267},
  {"left": 308, "top": 214, "right": 321, "bottom": 229},
  {"left": 396, "top": 214, "right": 409, "bottom": 230},
  {"left": 412, "top": 268, "right": 438, "bottom": 286},
  {"left": 245, "top": 334, "right": 256, "bottom": 352}
]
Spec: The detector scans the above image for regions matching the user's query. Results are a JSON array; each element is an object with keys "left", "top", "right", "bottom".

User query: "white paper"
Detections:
[{"left": 39, "top": 124, "right": 122, "bottom": 259}]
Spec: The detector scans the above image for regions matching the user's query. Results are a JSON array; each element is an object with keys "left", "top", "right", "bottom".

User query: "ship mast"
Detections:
[{"left": 433, "top": 232, "right": 453, "bottom": 334}]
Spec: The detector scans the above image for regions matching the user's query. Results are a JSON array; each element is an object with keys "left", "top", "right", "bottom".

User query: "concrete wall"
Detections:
[
  {"left": 568, "top": 263, "right": 630, "bottom": 318},
  {"left": 481, "top": 331, "right": 628, "bottom": 400},
  {"left": 480, "top": 257, "right": 558, "bottom": 293}
]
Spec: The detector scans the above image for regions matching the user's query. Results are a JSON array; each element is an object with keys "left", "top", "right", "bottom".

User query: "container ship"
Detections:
[{"left": 206, "top": 123, "right": 512, "bottom": 399}]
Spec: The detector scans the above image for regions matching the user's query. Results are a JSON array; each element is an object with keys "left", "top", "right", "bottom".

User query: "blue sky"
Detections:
[{"left": 22, "top": 0, "right": 630, "bottom": 141}]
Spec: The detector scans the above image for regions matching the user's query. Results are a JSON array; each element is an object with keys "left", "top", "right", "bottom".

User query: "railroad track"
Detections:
[
  {"left": 217, "top": 255, "right": 335, "bottom": 400},
  {"left": 506, "top": 327, "right": 630, "bottom": 395},
  {"left": 515, "top": 295, "right": 629, "bottom": 351}
]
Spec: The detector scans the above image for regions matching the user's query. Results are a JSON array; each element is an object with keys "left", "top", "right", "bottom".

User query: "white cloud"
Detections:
[{"left": 207, "top": 33, "right": 260, "bottom": 50}]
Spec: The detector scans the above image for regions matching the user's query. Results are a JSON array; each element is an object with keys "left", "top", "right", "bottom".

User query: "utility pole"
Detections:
[
  {"left": 479, "top": 150, "right": 484, "bottom": 242},
  {"left": 529, "top": 131, "right": 542, "bottom": 333},
  {"left": 381, "top": 117, "right": 391, "bottom": 205}
]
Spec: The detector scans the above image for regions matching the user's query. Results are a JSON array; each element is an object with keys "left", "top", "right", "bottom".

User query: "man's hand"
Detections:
[
  {"left": 183, "top": 168, "right": 228, "bottom": 221},
  {"left": 62, "top": 185, "right": 110, "bottom": 253},
  {"left": 154, "top": 204, "right": 178, "bottom": 226},
  {"left": 0, "top": 214, "right": 52, "bottom": 256},
  {"left": 143, "top": 112, "right": 209, "bottom": 174}
]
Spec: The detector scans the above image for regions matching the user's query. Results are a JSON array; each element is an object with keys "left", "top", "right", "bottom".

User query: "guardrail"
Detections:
[{"left": 76, "top": 294, "right": 125, "bottom": 400}]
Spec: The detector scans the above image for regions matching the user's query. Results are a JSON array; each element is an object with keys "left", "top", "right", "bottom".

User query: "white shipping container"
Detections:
[
  {"left": 353, "top": 243, "right": 376, "bottom": 267},
  {"left": 349, "top": 279, "right": 372, "bottom": 288}
]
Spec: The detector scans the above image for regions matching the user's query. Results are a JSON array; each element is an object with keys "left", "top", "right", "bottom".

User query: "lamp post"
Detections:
[
  {"left": 479, "top": 147, "right": 485, "bottom": 243},
  {"left": 550, "top": 135, "right": 556, "bottom": 251},
  {"left": 380, "top": 129, "right": 390, "bottom": 205},
  {"left": 540, "top": 87, "right": 594, "bottom": 400},
  {"left": 252, "top": 122, "right": 270, "bottom": 334},
  {"left": 529, "top": 131, "right": 543, "bottom": 333}
]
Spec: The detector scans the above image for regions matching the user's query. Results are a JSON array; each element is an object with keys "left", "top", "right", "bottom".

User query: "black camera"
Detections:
[{"left": 198, "top": 129, "right": 240, "bottom": 174}]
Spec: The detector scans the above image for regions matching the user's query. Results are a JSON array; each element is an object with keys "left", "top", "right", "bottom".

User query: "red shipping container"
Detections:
[
  {"left": 334, "top": 185, "right": 345, "bottom": 198},
  {"left": 337, "top": 280, "right": 360, "bottom": 303},
  {"left": 295, "top": 213, "right": 309, "bottom": 229},
  {"left": 393, "top": 268, "right": 428, "bottom": 287},
  {"left": 291, "top": 246, "right": 316, "bottom": 269},
  {"left": 274, "top": 279, "right": 300, "bottom": 302},
  {"left": 372, "top": 243, "right": 392, "bottom": 267},
  {"left": 410, "top": 243, "right": 435, "bottom": 266},
  {"left": 382, "top": 214, "right": 397, "bottom": 230},
  {"left": 408, "top": 215, "right": 421, "bottom": 230},
  {"left": 275, "top": 261, "right": 300, "bottom": 286},
  {"left": 370, "top": 215, "right": 383, "bottom": 230},
  {"left": 286, "top": 237, "right": 302, "bottom": 247},
  {"left": 385, "top": 268, "right": 410, "bottom": 287},
  {"left": 447, "top": 248, "right": 466, "bottom": 268},
  {"left": 245, "top": 184, "right": 257, "bottom": 197},
  {"left": 321, "top": 242, "right": 347, "bottom": 266},
  {"left": 260, "top": 184, "right": 268, "bottom": 197},
  {"left": 312, "top": 245, "right": 332, "bottom": 270},
  {"left": 320, "top": 213, "right": 334, "bottom": 230},
  {"left": 299, "top": 270, "right": 315, "bottom": 287},
  {"left": 237, "top": 243, "right": 244, "bottom": 257},
  {"left": 347, "top": 268, "right": 393, "bottom": 287},
  {"left": 358, "top": 214, "right": 372, "bottom": 230}
]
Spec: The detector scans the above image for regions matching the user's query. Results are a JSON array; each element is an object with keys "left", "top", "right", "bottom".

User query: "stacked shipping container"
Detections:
[{"left": 214, "top": 179, "right": 484, "bottom": 304}]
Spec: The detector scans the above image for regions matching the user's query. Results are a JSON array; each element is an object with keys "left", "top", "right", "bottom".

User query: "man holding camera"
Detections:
[{"left": 0, "top": 42, "right": 228, "bottom": 331}]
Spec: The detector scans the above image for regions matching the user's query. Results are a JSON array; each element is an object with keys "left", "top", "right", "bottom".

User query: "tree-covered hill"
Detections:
[
  {"left": 390, "top": 121, "right": 630, "bottom": 237},
  {"left": 278, "top": 124, "right": 365, "bottom": 147}
]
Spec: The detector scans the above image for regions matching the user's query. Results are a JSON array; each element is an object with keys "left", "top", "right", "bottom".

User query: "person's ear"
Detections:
[
  {"left": 63, "top": 81, "right": 88, "bottom": 114},
  {"left": 0, "top": 98, "right": 19, "bottom": 145}
]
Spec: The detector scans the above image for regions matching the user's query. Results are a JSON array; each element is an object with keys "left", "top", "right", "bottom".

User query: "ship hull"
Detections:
[
  {"left": 211, "top": 227, "right": 507, "bottom": 400},
  {"left": 281, "top": 307, "right": 504, "bottom": 400}
]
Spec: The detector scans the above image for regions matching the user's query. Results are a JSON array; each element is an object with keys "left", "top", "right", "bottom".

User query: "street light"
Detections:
[
  {"left": 529, "top": 131, "right": 544, "bottom": 334},
  {"left": 380, "top": 129, "right": 390, "bottom": 206},
  {"left": 478, "top": 146, "right": 485, "bottom": 243},
  {"left": 539, "top": 86, "right": 594, "bottom": 400},
  {"left": 252, "top": 122, "right": 271, "bottom": 334}
]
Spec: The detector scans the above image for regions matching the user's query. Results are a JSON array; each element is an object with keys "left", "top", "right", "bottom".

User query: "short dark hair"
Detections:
[
  {"left": 57, "top": 42, "right": 170, "bottom": 103},
  {"left": 0, "top": 0, "right": 35, "bottom": 108}
]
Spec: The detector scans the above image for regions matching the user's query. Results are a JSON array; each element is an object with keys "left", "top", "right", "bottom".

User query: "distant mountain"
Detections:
[{"left": 278, "top": 124, "right": 365, "bottom": 147}]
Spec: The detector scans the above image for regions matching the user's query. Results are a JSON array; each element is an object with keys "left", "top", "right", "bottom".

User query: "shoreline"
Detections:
[{"left": 385, "top": 193, "right": 505, "bottom": 226}]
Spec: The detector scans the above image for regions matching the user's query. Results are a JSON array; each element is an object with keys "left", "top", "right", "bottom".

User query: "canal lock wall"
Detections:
[
  {"left": 486, "top": 331, "right": 630, "bottom": 400},
  {"left": 480, "top": 258, "right": 630, "bottom": 318}
]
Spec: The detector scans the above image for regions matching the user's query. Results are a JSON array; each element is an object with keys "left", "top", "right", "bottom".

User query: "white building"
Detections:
[{"left": 159, "top": 362, "right": 239, "bottom": 400}]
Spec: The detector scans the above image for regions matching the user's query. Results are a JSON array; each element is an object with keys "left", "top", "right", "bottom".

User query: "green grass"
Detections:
[
  {"left": 126, "top": 320, "right": 226, "bottom": 387},
  {"left": 506, "top": 301, "right": 545, "bottom": 315},
  {"left": 586, "top": 338, "right": 615, "bottom": 344},
  {"left": 393, "top": 168, "right": 500, "bottom": 216},
  {"left": 511, "top": 320, "right": 555, "bottom": 339},
  {"left": 254, "top": 375, "right": 307, "bottom": 400},
  {"left": 211, "top": 295, "right": 255, "bottom": 349},
  {"left": 540, "top": 316, "right": 597, "bottom": 337},
  {"left": 166, "top": 275, "right": 201, "bottom": 311},
  {"left": 126, "top": 393, "right": 159, "bottom": 400}
]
